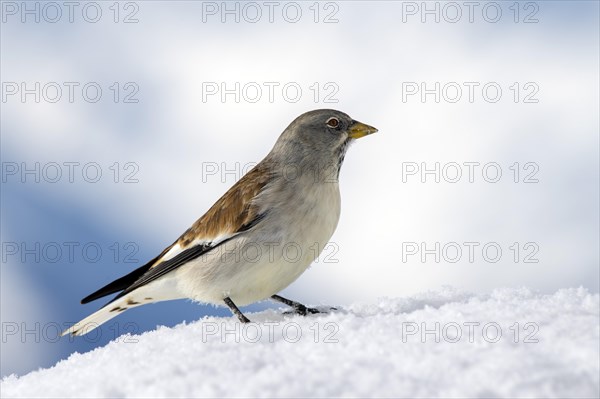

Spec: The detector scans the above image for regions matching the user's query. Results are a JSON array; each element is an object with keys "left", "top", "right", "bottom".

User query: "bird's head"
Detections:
[{"left": 271, "top": 109, "right": 378, "bottom": 174}]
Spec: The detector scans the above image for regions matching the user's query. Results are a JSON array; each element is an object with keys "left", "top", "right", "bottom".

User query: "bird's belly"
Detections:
[{"left": 177, "top": 182, "right": 341, "bottom": 306}]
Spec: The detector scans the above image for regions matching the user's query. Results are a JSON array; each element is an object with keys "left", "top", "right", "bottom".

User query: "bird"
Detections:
[{"left": 62, "top": 109, "right": 377, "bottom": 336}]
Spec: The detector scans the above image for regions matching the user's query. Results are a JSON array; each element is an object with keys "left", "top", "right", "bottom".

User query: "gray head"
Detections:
[{"left": 270, "top": 109, "right": 378, "bottom": 172}]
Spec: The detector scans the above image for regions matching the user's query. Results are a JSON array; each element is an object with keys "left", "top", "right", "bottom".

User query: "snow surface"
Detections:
[{"left": 2, "top": 287, "right": 599, "bottom": 398}]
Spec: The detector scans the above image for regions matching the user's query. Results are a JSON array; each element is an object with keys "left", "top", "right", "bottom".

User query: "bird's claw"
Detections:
[{"left": 283, "top": 306, "right": 336, "bottom": 316}]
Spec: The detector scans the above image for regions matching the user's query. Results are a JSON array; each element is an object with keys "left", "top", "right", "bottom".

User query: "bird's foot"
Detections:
[
  {"left": 283, "top": 305, "right": 320, "bottom": 316},
  {"left": 283, "top": 306, "right": 337, "bottom": 316},
  {"left": 271, "top": 294, "right": 336, "bottom": 317}
]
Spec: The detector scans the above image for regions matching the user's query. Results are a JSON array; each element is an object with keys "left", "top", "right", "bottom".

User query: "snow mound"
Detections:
[{"left": 2, "top": 287, "right": 599, "bottom": 398}]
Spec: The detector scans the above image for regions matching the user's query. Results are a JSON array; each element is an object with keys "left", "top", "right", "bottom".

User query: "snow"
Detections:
[{"left": 2, "top": 287, "right": 598, "bottom": 398}]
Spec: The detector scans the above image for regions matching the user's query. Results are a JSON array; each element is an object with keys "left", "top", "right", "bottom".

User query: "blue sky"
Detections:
[{"left": 1, "top": 0, "right": 599, "bottom": 377}]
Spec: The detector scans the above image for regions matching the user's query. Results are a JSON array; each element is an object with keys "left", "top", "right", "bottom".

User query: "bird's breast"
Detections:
[
  {"left": 178, "top": 176, "right": 342, "bottom": 306},
  {"left": 270, "top": 175, "right": 341, "bottom": 250}
]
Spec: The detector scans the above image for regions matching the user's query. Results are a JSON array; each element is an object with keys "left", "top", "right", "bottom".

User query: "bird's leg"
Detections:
[
  {"left": 224, "top": 297, "right": 251, "bottom": 323},
  {"left": 271, "top": 294, "right": 321, "bottom": 316}
]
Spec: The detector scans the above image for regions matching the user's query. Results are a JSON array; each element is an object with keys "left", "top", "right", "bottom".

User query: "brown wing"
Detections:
[
  {"left": 175, "top": 161, "right": 273, "bottom": 248},
  {"left": 81, "top": 161, "right": 274, "bottom": 304}
]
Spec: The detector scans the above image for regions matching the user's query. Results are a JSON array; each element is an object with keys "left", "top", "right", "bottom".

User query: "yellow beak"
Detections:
[{"left": 348, "top": 120, "right": 378, "bottom": 139}]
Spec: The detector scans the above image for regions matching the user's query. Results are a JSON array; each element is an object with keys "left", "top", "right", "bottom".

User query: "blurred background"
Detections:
[{"left": 1, "top": 0, "right": 598, "bottom": 377}]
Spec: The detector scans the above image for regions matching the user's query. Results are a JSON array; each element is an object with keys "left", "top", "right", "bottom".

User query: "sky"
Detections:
[{"left": 1, "top": 0, "right": 599, "bottom": 378}]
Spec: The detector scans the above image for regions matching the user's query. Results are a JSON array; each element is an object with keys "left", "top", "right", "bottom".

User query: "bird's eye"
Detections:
[{"left": 326, "top": 117, "right": 339, "bottom": 128}]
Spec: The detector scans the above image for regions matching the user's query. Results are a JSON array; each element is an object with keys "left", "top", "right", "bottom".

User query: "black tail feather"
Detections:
[{"left": 80, "top": 259, "right": 156, "bottom": 304}]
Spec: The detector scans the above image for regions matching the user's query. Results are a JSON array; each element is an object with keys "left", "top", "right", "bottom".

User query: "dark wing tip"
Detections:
[{"left": 80, "top": 261, "right": 156, "bottom": 304}]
